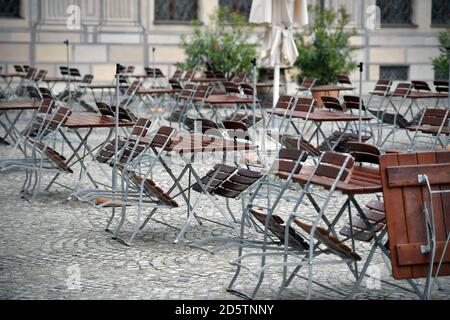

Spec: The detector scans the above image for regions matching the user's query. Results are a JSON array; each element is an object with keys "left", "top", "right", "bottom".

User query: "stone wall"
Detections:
[{"left": 0, "top": 0, "right": 446, "bottom": 90}]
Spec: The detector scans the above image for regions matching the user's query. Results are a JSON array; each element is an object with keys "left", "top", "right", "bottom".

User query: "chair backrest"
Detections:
[
  {"left": 240, "top": 83, "right": 254, "bottom": 96},
  {"left": 321, "top": 96, "right": 343, "bottom": 111},
  {"left": 25, "top": 68, "right": 37, "bottom": 80},
  {"left": 126, "top": 65, "right": 135, "bottom": 74},
  {"left": 117, "top": 65, "right": 126, "bottom": 74},
  {"left": 379, "top": 151, "right": 450, "bottom": 280},
  {"left": 337, "top": 74, "right": 352, "bottom": 85},
  {"left": 150, "top": 126, "right": 177, "bottom": 148},
  {"left": 23, "top": 65, "right": 30, "bottom": 72},
  {"left": 35, "top": 105, "right": 72, "bottom": 140},
  {"left": 292, "top": 97, "right": 315, "bottom": 112},
  {"left": 81, "top": 74, "right": 94, "bottom": 84},
  {"left": 130, "top": 118, "right": 151, "bottom": 137},
  {"left": 223, "top": 81, "right": 241, "bottom": 95},
  {"left": 392, "top": 82, "right": 412, "bottom": 97},
  {"left": 59, "top": 66, "right": 68, "bottom": 76},
  {"left": 171, "top": 69, "right": 183, "bottom": 80},
  {"left": 34, "top": 69, "right": 48, "bottom": 81},
  {"left": 126, "top": 80, "right": 141, "bottom": 95},
  {"left": 14, "top": 65, "right": 24, "bottom": 73},
  {"left": 39, "top": 87, "right": 53, "bottom": 99},
  {"left": 274, "top": 148, "right": 307, "bottom": 174},
  {"left": 145, "top": 67, "right": 165, "bottom": 78},
  {"left": 192, "top": 84, "right": 210, "bottom": 100},
  {"left": 419, "top": 108, "right": 450, "bottom": 127},
  {"left": 275, "top": 95, "right": 294, "bottom": 109},
  {"left": 169, "top": 79, "right": 183, "bottom": 90},
  {"left": 434, "top": 80, "right": 449, "bottom": 93},
  {"left": 27, "top": 86, "right": 42, "bottom": 100},
  {"left": 343, "top": 95, "right": 366, "bottom": 111},
  {"left": 233, "top": 72, "right": 247, "bottom": 83},
  {"left": 182, "top": 69, "right": 195, "bottom": 82},
  {"left": 345, "top": 141, "right": 380, "bottom": 165},
  {"left": 300, "top": 77, "right": 317, "bottom": 89},
  {"left": 69, "top": 68, "right": 81, "bottom": 78},
  {"left": 372, "top": 79, "right": 392, "bottom": 96},
  {"left": 315, "top": 152, "right": 354, "bottom": 181},
  {"left": 178, "top": 83, "right": 196, "bottom": 100},
  {"left": 411, "top": 80, "right": 432, "bottom": 92}
]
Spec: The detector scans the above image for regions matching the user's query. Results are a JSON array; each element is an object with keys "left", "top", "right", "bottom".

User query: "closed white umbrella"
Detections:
[{"left": 250, "top": 0, "right": 308, "bottom": 109}]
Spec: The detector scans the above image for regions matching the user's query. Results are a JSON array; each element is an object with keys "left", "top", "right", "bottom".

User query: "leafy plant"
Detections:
[
  {"left": 294, "top": 5, "right": 358, "bottom": 85},
  {"left": 432, "top": 29, "right": 450, "bottom": 80},
  {"left": 178, "top": 7, "right": 257, "bottom": 80}
]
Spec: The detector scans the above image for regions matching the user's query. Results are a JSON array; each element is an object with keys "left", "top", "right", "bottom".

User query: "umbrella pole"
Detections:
[
  {"left": 358, "top": 62, "right": 363, "bottom": 142},
  {"left": 252, "top": 58, "right": 257, "bottom": 127},
  {"left": 273, "top": 63, "right": 280, "bottom": 110}
]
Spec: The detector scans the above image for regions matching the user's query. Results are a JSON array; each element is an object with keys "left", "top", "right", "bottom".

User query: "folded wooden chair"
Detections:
[
  {"left": 0, "top": 105, "right": 72, "bottom": 200},
  {"left": 407, "top": 108, "right": 449, "bottom": 151},
  {"left": 296, "top": 77, "right": 317, "bottom": 96}
]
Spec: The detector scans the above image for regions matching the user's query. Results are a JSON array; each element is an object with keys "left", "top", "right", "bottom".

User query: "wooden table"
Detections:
[
  {"left": 191, "top": 77, "right": 225, "bottom": 83},
  {"left": 46, "top": 114, "right": 135, "bottom": 190},
  {"left": 278, "top": 165, "right": 381, "bottom": 195},
  {"left": 270, "top": 108, "right": 373, "bottom": 151},
  {"left": 380, "top": 151, "right": 450, "bottom": 284},
  {"left": 0, "top": 100, "right": 40, "bottom": 145},
  {"left": 0, "top": 100, "right": 39, "bottom": 111},
  {"left": 136, "top": 88, "right": 180, "bottom": 95}
]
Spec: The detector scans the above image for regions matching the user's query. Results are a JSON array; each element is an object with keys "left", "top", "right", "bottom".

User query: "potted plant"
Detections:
[
  {"left": 178, "top": 7, "right": 257, "bottom": 80},
  {"left": 294, "top": 5, "right": 358, "bottom": 105},
  {"left": 432, "top": 29, "right": 450, "bottom": 81}
]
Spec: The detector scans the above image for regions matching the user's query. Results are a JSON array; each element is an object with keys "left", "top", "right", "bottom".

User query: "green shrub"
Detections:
[
  {"left": 178, "top": 7, "right": 257, "bottom": 80},
  {"left": 294, "top": 5, "right": 358, "bottom": 85},
  {"left": 432, "top": 29, "right": 450, "bottom": 80}
]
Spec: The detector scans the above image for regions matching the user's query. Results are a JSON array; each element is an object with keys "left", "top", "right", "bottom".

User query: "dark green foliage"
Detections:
[
  {"left": 294, "top": 5, "right": 358, "bottom": 85},
  {"left": 432, "top": 29, "right": 450, "bottom": 80},
  {"left": 178, "top": 7, "right": 257, "bottom": 80}
]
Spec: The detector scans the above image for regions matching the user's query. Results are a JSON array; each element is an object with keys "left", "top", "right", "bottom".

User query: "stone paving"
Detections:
[{"left": 0, "top": 94, "right": 449, "bottom": 300}]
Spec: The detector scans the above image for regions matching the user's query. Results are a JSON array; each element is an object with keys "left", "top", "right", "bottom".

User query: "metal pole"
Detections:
[
  {"left": 64, "top": 40, "right": 71, "bottom": 106},
  {"left": 252, "top": 58, "right": 257, "bottom": 127},
  {"left": 447, "top": 46, "right": 450, "bottom": 110},
  {"left": 112, "top": 64, "right": 122, "bottom": 204},
  {"left": 358, "top": 62, "right": 363, "bottom": 142},
  {"left": 152, "top": 47, "right": 156, "bottom": 88}
]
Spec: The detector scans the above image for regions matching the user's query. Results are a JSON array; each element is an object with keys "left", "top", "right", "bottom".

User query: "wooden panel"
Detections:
[
  {"left": 380, "top": 151, "right": 450, "bottom": 280},
  {"left": 380, "top": 153, "right": 413, "bottom": 279},
  {"left": 387, "top": 163, "right": 450, "bottom": 187},
  {"left": 396, "top": 242, "right": 450, "bottom": 266}
]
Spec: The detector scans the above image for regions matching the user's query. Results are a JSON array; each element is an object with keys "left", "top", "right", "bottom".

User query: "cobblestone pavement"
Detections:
[{"left": 0, "top": 97, "right": 449, "bottom": 300}]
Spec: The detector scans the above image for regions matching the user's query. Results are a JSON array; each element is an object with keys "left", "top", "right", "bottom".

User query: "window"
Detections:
[
  {"left": 376, "top": 0, "right": 413, "bottom": 26},
  {"left": 154, "top": 0, "right": 198, "bottom": 23},
  {"left": 219, "top": 0, "right": 252, "bottom": 18},
  {"left": 0, "top": 0, "right": 20, "bottom": 18},
  {"left": 432, "top": 0, "right": 450, "bottom": 26},
  {"left": 380, "top": 65, "right": 410, "bottom": 81}
]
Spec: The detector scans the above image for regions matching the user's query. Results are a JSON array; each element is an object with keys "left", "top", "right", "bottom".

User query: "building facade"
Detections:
[{"left": 0, "top": 0, "right": 448, "bottom": 89}]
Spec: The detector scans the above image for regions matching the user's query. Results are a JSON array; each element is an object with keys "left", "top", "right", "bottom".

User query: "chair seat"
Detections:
[
  {"left": 251, "top": 209, "right": 309, "bottom": 250},
  {"left": 294, "top": 218, "right": 361, "bottom": 261}
]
